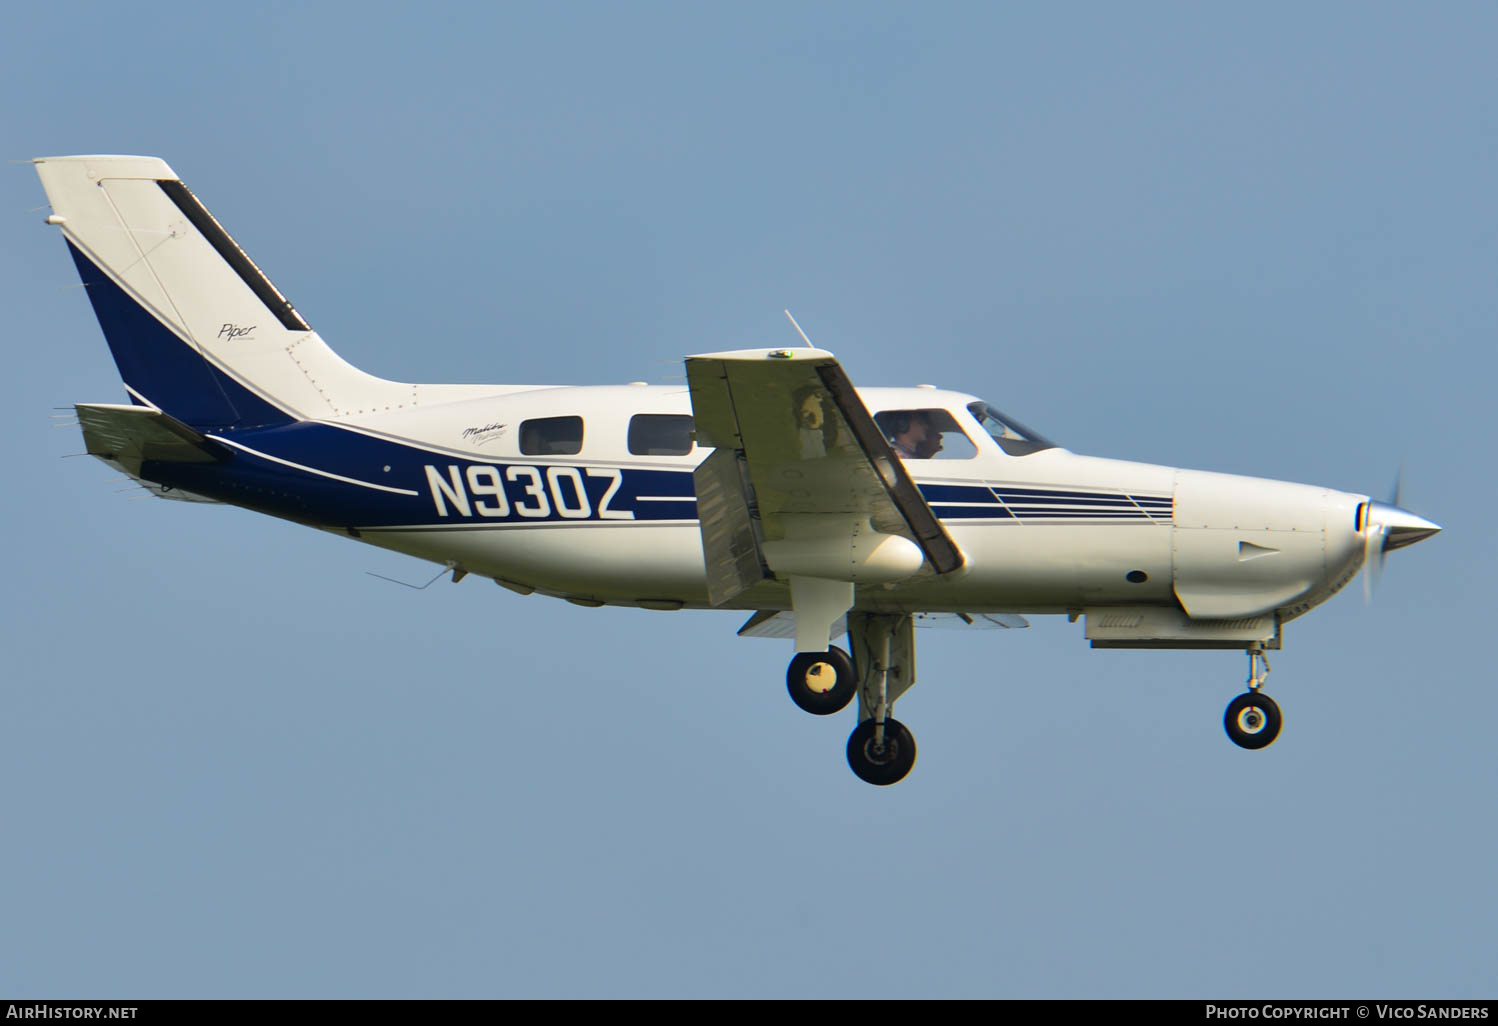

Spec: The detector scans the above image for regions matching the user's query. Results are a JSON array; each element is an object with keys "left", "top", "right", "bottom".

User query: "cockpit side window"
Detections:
[
  {"left": 519, "top": 416, "right": 584, "bottom": 456},
  {"left": 872, "top": 408, "right": 977, "bottom": 460},
  {"left": 628, "top": 414, "right": 694, "bottom": 456}
]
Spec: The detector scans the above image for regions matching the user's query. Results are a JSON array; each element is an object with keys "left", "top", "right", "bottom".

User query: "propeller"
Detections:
[{"left": 1361, "top": 470, "right": 1441, "bottom": 602}]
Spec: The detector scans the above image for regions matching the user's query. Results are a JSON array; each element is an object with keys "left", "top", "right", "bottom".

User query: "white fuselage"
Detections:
[{"left": 304, "top": 382, "right": 1368, "bottom": 623}]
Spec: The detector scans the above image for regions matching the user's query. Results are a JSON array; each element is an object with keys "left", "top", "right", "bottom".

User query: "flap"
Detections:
[{"left": 737, "top": 609, "right": 1028, "bottom": 638}]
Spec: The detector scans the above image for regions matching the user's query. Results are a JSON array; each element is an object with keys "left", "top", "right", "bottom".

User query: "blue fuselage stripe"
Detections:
[{"left": 136, "top": 420, "right": 1175, "bottom": 531}]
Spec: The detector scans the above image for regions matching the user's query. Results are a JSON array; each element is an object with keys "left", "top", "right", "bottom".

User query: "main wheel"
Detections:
[
  {"left": 1224, "top": 691, "right": 1283, "bottom": 750},
  {"left": 846, "top": 717, "right": 916, "bottom": 785},
  {"left": 786, "top": 647, "right": 856, "bottom": 715}
]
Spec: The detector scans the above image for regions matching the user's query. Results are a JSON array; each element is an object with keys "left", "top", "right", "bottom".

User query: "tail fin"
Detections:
[{"left": 36, "top": 155, "right": 422, "bottom": 428}]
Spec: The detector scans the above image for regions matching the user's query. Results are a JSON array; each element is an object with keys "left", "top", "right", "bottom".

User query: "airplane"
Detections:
[{"left": 32, "top": 154, "right": 1443, "bottom": 785}]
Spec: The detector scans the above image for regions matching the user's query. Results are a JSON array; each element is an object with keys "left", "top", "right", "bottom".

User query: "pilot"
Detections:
[{"left": 889, "top": 411, "right": 943, "bottom": 460}]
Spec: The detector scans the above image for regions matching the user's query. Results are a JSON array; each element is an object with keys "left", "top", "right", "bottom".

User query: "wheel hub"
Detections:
[
  {"left": 1237, "top": 707, "right": 1266, "bottom": 734},
  {"left": 803, "top": 662, "right": 836, "bottom": 694},
  {"left": 846, "top": 717, "right": 917, "bottom": 785}
]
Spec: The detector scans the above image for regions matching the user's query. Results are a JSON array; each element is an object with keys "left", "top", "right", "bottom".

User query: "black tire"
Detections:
[
  {"left": 786, "top": 647, "right": 856, "bottom": 715},
  {"left": 1224, "top": 691, "right": 1283, "bottom": 750},
  {"left": 846, "top": 717, "right": 917, "bottom": 785}
]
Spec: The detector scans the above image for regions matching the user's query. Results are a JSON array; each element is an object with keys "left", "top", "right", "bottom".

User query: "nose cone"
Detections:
[{"left": 1366, "top": 501, "right": 1443, "bottom": 552}]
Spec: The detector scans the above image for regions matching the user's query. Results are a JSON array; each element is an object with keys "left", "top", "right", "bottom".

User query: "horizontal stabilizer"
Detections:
[
  {"left": 77, "top": 403, "right": 224, "bottom": 464},
  {"left": 76, "top": 403, "right": 227, "bottom": 502},
  {"left": 75, "top": 404, "right": 227, "bottom": 504}
]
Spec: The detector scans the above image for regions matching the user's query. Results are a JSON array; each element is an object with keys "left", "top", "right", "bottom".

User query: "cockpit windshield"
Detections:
[{"left": 966, "top": 401, "right": 1056, "bottom": 457}]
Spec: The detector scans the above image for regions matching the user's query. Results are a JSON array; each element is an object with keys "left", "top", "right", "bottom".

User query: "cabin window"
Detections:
[
  {"left": 872, "top": 408, "right": 977, "bottom": 460},
  {"left": 628, "top": 414, "right": 694, "bottom": 456},
  {"left": 519, "top": 416, "right": 584, "bottom": 456}
]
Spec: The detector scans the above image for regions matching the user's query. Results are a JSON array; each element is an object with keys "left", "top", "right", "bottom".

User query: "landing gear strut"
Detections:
[
  {"left": 1224, "top": 646, "right": 1282, "bottom": 750},
  {"left": 844, "top": 612, "right": 918, "bottom": 785}
]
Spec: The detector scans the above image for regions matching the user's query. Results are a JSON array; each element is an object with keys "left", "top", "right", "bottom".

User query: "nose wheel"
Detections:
[
  {"left": 1224, "top": 647, "right": 1283, "bottom": 749},
  {"left": 1225, "top": 691, "right": 1282, "bottom": 749},
  {"left": 786, "top": 647, "right": 856, "bottom": 715}
]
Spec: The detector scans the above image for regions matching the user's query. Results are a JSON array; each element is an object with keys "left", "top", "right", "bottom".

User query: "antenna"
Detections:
[
  {"left": 783, "top": 309, "right": 815, "bottom": 349},
  {"left": 366, "top": 560, "right": 463, "bottom": 589}
]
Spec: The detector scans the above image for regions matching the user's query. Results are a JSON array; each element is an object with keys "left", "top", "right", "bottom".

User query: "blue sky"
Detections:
[{"left": 1, "top": 1, "right": 1492, "bottom": 998}]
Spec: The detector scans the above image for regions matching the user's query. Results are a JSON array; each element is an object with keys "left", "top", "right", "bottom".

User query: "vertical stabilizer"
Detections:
[{"left": 35, "top": 155, "right": 425, "bottom": 427}]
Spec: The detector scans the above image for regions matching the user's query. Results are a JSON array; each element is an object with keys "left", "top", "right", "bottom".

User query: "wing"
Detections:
[{"left": 685, "top": 347, "right": 963, "bottom": 606}]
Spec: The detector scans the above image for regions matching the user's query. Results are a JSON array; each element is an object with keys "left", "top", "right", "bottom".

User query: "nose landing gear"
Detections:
[{"left": 1224, "top": 647, "right": 1282, "bottom": 749}]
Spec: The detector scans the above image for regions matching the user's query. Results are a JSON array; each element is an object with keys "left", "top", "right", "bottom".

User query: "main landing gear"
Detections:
[
  {"left": 1224, "top": 646, "right": 1282, "bottom": 750},
  {"left": 786, "top": 612, "right": 918, "bottom": 785},
  {"left": 786, "top": 648, "right": 856, "bottom": 715},
  {"left": 846, "top": 717, "right": 916, "bottom": 786}
]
